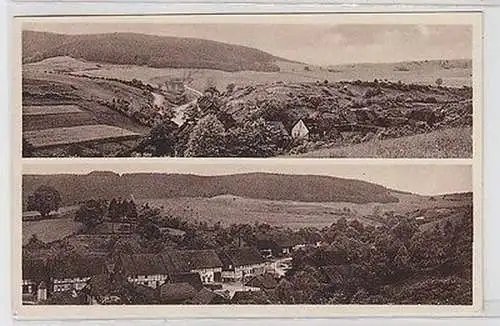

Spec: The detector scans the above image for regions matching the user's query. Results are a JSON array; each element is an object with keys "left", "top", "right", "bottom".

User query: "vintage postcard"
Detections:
[
  {"left": 14, "top": 12, "right": 481, "bottom": 159},
  {"left": 11, "top": 12, "right": 483, "bottom": 320},
  {"left": 13, "top": 160, "right": 481, "bottom": 319}
]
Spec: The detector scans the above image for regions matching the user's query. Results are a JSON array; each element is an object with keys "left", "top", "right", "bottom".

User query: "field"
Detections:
[
  {"left": 294, "top": 127, "right": 472, "bottom": 159},
  {"left": 23, "top": 124, "right": 141, "bottom": 148},
  {"left": 22, "top": 104, "right": 83, "bottom": 116},
  {"left": 71, "top": 58, "right": 472, "bottom": 92},
  {"left": 23, "top": 218, "right": 82, "bottom": 246},
  {"left": 142, "top": 192, "right": 470, "bottom": 230}
]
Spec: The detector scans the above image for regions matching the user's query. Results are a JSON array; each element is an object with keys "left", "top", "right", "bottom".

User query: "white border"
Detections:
[{"left": 2, "top": 3, "right": 498, "bottom": 325}]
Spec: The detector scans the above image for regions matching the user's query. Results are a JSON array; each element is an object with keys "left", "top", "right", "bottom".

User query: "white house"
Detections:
[
  {"left": 291, "top": 119, "right": 309, "bottom": 139},
  {"left": 218, "top": 247, "right": 267, "bottom": 283},
  {"left": 118, "top": 254, "right": 170, "bottom": 289}
]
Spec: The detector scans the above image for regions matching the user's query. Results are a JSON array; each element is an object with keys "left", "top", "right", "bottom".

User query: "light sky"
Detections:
[
  {"left": 23, "top": 21, "right": 473, "bottom": 66},
  {"left": 23, "top": 162, "right": 472, "bottom": 196}
]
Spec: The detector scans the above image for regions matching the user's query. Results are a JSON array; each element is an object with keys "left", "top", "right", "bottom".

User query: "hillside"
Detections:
[
  {"left": 22, "top": 31, "right": 289, "bottom": 72},
  {"left": 22, "top": 172, "right": 400, "bottom": 208}
]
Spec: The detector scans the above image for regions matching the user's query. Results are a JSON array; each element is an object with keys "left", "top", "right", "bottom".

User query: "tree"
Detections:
[
  {"left": 185, "top": 114, "right": 226, "bottom": 157},
  {"left": 75, "top": 199, "right": 105, "bottom": 231},
  {"left": 27, "top": 185, "right": 62, "bottom": 218},
  {"left": 137, "top": 120, "right": 179, "bottom": 157},
  {"left": 225, "top": 118, "right": 288, "bottom": 157},
  {"left": 108, "top": 198, "right": 120, "bottom": 221},
  {"left": 435, "top": 78, "right": 443, "bottom": 87}
]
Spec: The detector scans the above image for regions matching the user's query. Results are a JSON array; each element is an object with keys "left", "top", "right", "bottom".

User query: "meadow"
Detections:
[
  {"left": 23, "top": 218, "right": 82, "bottom": 246},
  {"left": 294, "top": 127, "right": 472, "bottom": 159},
  {"left": 23, "top": 124, "right": 141, "bottom": 148},
  {"left": 70, "top": 58, "right": 472, "bottom": 92},
  {"left": 141, "top": 192, "right": 469, "bottom": 230}
]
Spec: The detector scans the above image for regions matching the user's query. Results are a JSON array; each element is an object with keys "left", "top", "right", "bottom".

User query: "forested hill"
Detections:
[
  {"left": 23, "top": 172, "right": 399, "bottom": 207},
  {"left": 22, "top": 31, "right": 289, "bottom": 72}
]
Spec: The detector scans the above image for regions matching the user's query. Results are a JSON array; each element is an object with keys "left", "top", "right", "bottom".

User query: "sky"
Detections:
[
  {"left": 23, "top": 162, "right": 472, "bottom": 196},
  {"left": 23, "top": 20, "right": 473, "bottom": 66}
]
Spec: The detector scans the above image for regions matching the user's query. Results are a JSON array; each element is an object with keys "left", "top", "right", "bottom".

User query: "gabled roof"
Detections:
[
  {"left": 162, "top": 250, "right": 223, "bottom": 272},
  {"left": 131, "top": 254, "right": 170, "bottom": 276},
  {"left": 159, "top": 282, "right": 198, "bottom": 304},
  {"left": 218, "top": 247, "right": 265, "bottom": 267},
  {"left": 22, "top": 256, "right": 49, "bottom": 281},
  {"left": 52, "top": 255, "right": 107, "bottom": 279},
  {"left": 190, "top": 288, "right": 229, "bottom": 304}
]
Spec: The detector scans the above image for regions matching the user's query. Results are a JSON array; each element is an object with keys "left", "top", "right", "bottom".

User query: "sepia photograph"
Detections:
[
  {"left": 16, "top": 162, "right": 477, "bottom": 312},
  {"left": 16, "top": 13, "right": 481, "bottom": 158}
]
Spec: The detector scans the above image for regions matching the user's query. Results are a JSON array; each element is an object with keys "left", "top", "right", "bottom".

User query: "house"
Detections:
[
  {"left": 22, "top": 211, "right": 43, "bottom": 221},
  {"left": 158, "top": 282, "right": 198, "bottom": 304},
  {"left": 22, "top": 256, "right": 49, "bottom": 301},
  {"left": 189, "top": 288, "right": 229, "bottom": 304},
  {"left": 291, "top": 119, "right": 309, "bottom": 139},
  {"left": 245, "top": 273, "right": 279, "bottom": 290},
  {"left": 117, "top": 254, "right": 171, "bottom": 289},
  {"left": 162, "top": 78, "right": 186, "bottom": 105},
  {"left": 162, "top": 249, "right": 223, "bottom": 284},
  {"left": 217, "top": 247, "right": 267, "bottom": 282},
  {"left": 255, "top": 234, "right": 300, "bottom": 257},
  {"left": 51, "top": 255, "right": 107, "bottom": 293}
]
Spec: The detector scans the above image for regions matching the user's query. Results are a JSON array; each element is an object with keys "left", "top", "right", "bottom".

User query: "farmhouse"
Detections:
[
  {"left": 163, "top": 78, "right": 186, "bottom": 105},
  {"left": 117, "top": 254, "right": 171, "bottom": 289},
  {"left": 291, "top": 119, "right": 309, "bottom": 139},
  {"left": 169, "top": 272, "right": 204, "bottom": 290},
  {"left": 22, "top": 256, "right": 50, "bottom": 303},
  {"left": 51, "top": 255, "right": 107, "bottom": 293},
  {"left": 255, "top": 234, "right": 302, "bottom": 257},
  {"left": 162, "top": 249, "right": 223, "bottom": 284},
  {"left": 217, "top": 247, "right": 267, "bottom": 282}
]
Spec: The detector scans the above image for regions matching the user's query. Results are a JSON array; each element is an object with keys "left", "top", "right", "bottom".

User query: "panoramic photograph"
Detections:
[
  {"left": 19, "top": 163, "right": 474, "bottom": 306},
  {"left": 19, "top": 14, "right": 477, "bottom": 158}
]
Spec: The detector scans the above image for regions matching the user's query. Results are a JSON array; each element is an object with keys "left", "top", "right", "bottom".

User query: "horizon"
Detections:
[
  {"left": 22, "top": 21, "right": 473, "bottom": 66},
  {"left": 22, "top": 164, "right": 472, "bottom": 196}
]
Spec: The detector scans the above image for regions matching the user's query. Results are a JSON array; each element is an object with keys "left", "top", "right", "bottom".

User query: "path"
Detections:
[{"left": 151, "top": 84, "right": 203, "bottom": 126}]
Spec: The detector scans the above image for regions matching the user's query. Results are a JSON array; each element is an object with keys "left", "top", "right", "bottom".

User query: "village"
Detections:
[
  {"left": 21, "top": 181, "right": 474, "bottom": 306},
  {"left": 22, "top": 196, "right": 322, "bottom": 305}
]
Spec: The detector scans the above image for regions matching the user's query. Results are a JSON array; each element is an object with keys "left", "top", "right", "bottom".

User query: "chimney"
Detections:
[{"left": 37, "top": 281, "right": 47, "bottom": 302}]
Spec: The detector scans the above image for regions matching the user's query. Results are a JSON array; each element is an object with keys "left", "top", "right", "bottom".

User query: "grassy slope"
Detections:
[
  {"left": 23, "top": 218, "right": 82, "bottom": 245},
  {"left": 71, "top": 58, "right": 472, "bottom": 92},
  {"left": 141, "top": 192, "right": 469, "bottom": 229},
  {"left": 293, "top": 127, "right": 472, "bottom": 159},
  {"left": 22, "top": 70, "right": 151, "bottom": 134}
]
